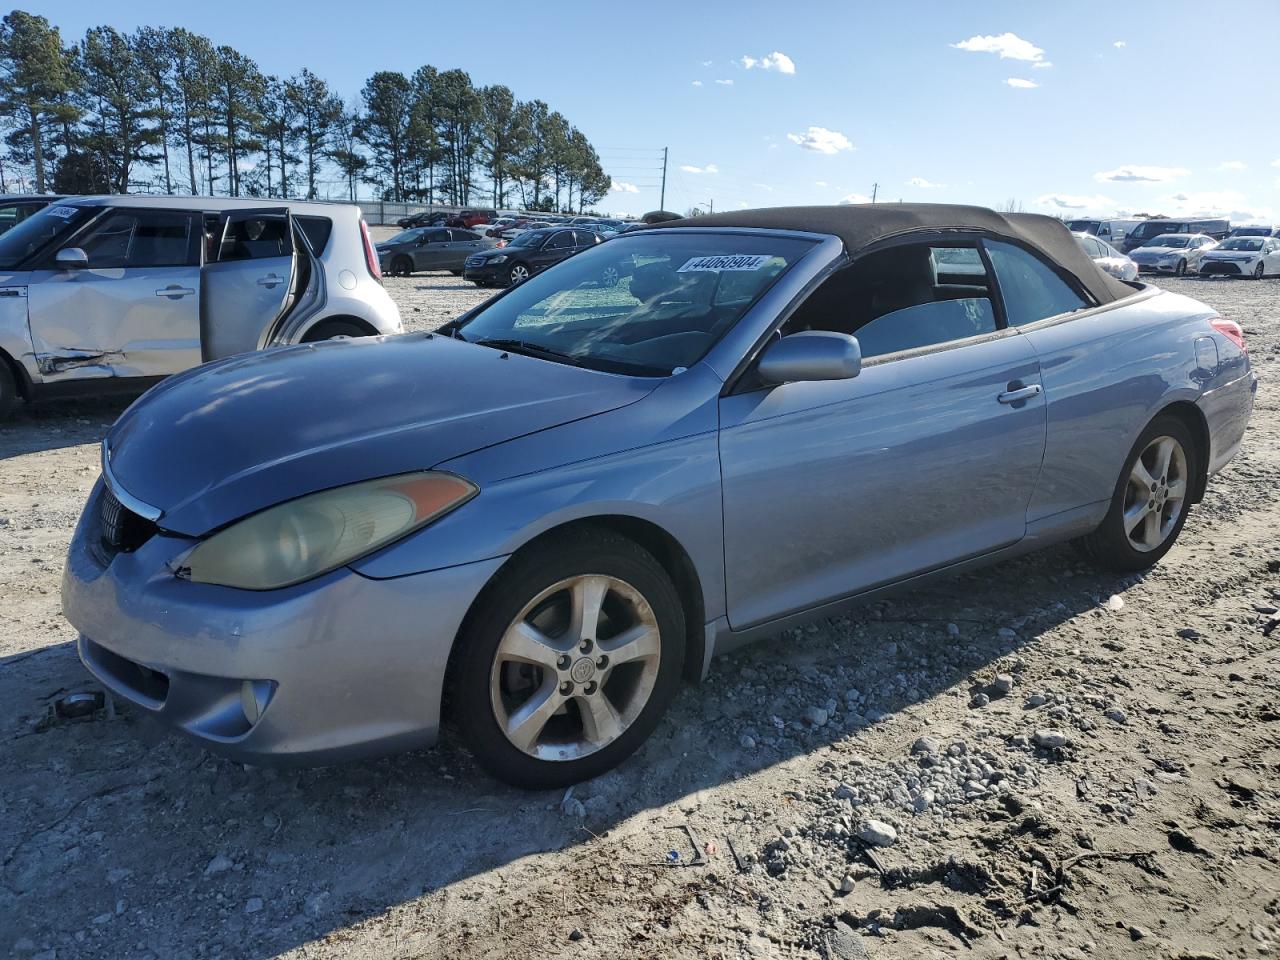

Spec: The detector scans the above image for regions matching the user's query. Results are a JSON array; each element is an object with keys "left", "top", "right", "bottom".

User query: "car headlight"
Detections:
[
  {"left": 489, "top": 255, "right": 508, "bottom": 264},
  {"left": 183, "top": 472, "right": 477, "bottom": 590}
]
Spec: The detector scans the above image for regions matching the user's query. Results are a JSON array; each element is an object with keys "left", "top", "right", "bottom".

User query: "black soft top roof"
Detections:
[{"left": 649, "top": 203, "right": 1135, "bottom": 304}]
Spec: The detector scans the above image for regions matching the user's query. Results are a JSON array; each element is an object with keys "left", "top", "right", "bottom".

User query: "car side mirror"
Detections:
[
  {"left": 55, "top": 247, "right": 89, "bottom": 270},
  {"left": 757, "top": 331, "right": 862, "bottom": 384}
]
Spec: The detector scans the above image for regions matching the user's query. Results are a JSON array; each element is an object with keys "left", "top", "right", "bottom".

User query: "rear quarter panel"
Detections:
[{"left": 1018, "top": 287, "right": 1222, "bottom": 522}]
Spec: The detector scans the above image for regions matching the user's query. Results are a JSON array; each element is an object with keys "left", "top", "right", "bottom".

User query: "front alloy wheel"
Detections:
[
  {"left": 1254, "top": 262, "right": 1265, "bottom": 280},
  {"left": 452, "top": 529, "right": 685, "bottom": 788},
  {"left": 508, "top": 264, "right": 530, "bottom": 285},
  {"left": 1175, "top": 258, "right": 1187, "bottom": 276}
]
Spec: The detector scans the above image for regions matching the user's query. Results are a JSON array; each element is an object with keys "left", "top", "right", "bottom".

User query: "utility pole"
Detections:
[
  {"left": 660, "top": 147, "right": 668, "bottom": 210},
  {"left": 871, "top": 182, "right": 878, "bottom": 203}
]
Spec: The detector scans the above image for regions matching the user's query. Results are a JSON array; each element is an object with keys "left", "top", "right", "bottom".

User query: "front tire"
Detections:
[
  {"left": 0, "top": 360, "right": 17, "bottom": 420},
  {"left": 1175, "top": 258, "right": 1187, "bottom": 276},
  {"left": 451, "top": 529, "right": 686, "bottom": 789},
  {"left": 1073, "top": 414, "right": 1198, "bottom": 572},
  {"left": 1254, "top": 262, "right": 1265, "bottom": 280},
  {"left": 508, "top": 264, "right": 530, "bottom": 286}
]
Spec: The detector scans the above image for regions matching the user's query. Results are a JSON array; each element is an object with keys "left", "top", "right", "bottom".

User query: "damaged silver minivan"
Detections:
[{"left": 0, "top": 196, "right": 401, "bottom": 418}]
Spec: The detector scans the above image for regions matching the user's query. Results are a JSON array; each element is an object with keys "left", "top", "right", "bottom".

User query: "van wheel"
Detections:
[
  {"left": 1073, "top": 414, "right": 1197, "bottom": 572},
  {"left": 302, "top": 320, "right": 373, "bottom": 342},
  {"left": 0, "top": 360, "right": 17, "bottom": 420}
]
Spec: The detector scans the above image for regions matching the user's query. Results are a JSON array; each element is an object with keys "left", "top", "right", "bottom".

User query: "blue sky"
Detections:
[{"left": 28, "top": 0, "right": 1280, "bottom": 221}]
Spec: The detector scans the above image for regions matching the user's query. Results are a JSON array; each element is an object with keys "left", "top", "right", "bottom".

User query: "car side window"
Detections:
[
  {"left": 76, "top": 209, "right": 198, "bottom": 269},
  {"left": 294, "top": 216, "right": 333, "bottom": 254},
  {"left": 218, "top": 216, "right": 291, "bottom": 261},
  {"left": 575, "top": 230, "right": 598, "bottom": 246},
  {"left": 452, "top": 230, "right": 480, "bottom": 241},
  {"left": 985, "top": 240, "right": 1089, "bottom": 327},
  {"left": 782, "top": 242, "right": 999, "bottom": 360},
  {"left": 427, "top": 229, "right": 450, "bottom": 244},
  {"left": 545, "top": 231, "right": 574, "bottom": 250}
]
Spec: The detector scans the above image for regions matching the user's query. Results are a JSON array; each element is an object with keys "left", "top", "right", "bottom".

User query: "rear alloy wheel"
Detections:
[
  {"left": 600, "top": 265, "right": 620, "bottom": 287},
  {"left": 508, "top": 264, "right": 530, "bottom": 285},
  {"left": 1074, "top": 415, "right": 1197, "bottom": 572},
  {"left": 392, "top": 256, "right": 413, "bottom": 277},
  {"left": 452, "top": 530, "right": 685, "bottom": 788},
  {"left": 1254, "top": 262, "right": 1265, "bottom": 280}
]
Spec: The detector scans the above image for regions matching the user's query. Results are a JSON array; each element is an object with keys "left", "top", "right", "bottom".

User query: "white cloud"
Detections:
[
  {"left": 680, "top": 163, "right": 719, "bottom": 174},
  {"left": 951, "top": 32, "right": 1045, "bottom": 62},
  {"left": 907, "top": 176, "right": 945, "bottom": 189},
  {"left": 786, "top": 126, "right": 854, "bottom": 155},
  {"left": 1272, "top": 159, "right": 1280, "bottom": 168},
  {"left": 752, "top": 182, "right": 774, "bottom": 192},
  {"left": 1094, "top": 164, "right": 1190, "bottom": 184},
  {"left": 1219, "top": 160, "right": 1246, "bottom": 171},
  {"left": 839, "top": 193, "right": 873, "bottom": 205},
  {"left": 1006, "top": 78, "right": 1038, "bottom": 89},
  {"left": 815, "top": 180, "right": 829, "bottom": 188},
  {"left": 700, "top": 60, "right": 713, "bottom": 67},
  {"left": 1163, "top": 189, "right": 1271, "bottom": 221},
  {"left": 691, "top": 80, "right": 703, "bottom": 87},
  {"left": 610, "top": 179, "right": 639, "bottom": 194},
  {"left": 715, "top": 78, "right": 734, "bottom": 86},
  {"left": 740, "top": 51, "right": 796, "bottom": 74},
  {"left": 1113, "top": 40, "right": 1126, "bottom": 48},
  {"left": 1035, "top": 192, "right": 1116, "bottom": 211},
  {"left": 1033, "top": 61, "right": 1053, "bottom": 69}
]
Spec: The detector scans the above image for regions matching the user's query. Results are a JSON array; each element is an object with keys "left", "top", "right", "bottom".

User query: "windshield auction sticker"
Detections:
[
  {"left": 677, "top": 254, "right": 772, "bottom": 272},
  {"left": 48, "top": 206, "right": 79, "bottom": 219}
]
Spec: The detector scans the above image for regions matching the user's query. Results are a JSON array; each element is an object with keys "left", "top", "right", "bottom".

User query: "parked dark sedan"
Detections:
[
  {"left": 463, "top": 227, "right": 601, "bottom": 286},
  {"left": 377, "top": 227, "right": 498, "bottom": 276},
  {"left": 395, "top": 211, "right": 449, "bottom": 229}
]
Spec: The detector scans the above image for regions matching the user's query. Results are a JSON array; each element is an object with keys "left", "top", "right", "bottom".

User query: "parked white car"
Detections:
[
  {"left": 1198, "top": 235, "right": 1280, "bottom": 279},
  {"left": 1128, "top": 233, "right": 1217, "bottom": 276},
  {"left": 1074, "top": 232, "right": 1138, "bottom": 281},
  {"left": 0, "top": 196, "right": 402, "bottom": 418}
]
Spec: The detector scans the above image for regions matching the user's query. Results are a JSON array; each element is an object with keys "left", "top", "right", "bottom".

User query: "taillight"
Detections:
[
  {"left": 497, "top": 240, "right": 506, "bottom": 248},
  {"left": 1210, "top": 317, "right": 1246, "bottom": 353},
  {"left": 360, "top": 219, "right": 382, "bottom": 281}
]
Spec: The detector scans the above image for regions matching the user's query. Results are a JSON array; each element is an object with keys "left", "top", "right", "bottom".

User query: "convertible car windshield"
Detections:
[{"left": 456, "top": 233, "right": 815, "bottom": 376}]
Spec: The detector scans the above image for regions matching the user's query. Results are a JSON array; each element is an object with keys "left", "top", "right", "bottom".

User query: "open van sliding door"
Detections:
[{"left": 200, "top": 208, "right": 301, "bottom": 361}]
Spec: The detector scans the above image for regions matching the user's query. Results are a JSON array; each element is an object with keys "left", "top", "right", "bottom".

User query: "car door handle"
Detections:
[
  {"left": 998, "top": 383, "right": 1043, "bottom": 404},
  {"left": 257, "top": 274, "right": 283, "bottom": 288},
  {"left": 155, "top": 285, "right": 195, "bottom": 298}
]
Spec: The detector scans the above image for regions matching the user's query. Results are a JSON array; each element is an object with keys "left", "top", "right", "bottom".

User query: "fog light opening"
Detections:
[{"left": 240, "top": 680, "right": 275, "bottom": 726}]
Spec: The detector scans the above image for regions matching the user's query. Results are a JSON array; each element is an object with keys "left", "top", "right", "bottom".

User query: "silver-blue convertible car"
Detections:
[{"left": 62, "top": 204, "right": 1257, "bottom": 788}]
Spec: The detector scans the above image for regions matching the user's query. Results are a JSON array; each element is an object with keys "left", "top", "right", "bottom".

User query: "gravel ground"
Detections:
[{"left": 2, "top": 275, "right": 1278, "bottom": 960}]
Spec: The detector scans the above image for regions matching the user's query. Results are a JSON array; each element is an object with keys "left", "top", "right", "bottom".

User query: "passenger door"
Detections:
[
  {"left": 414, "top": 229, "right": 451, "bottom": 271},
  {"left": 26, "top": 207, "right": 202, "bottom": 381},
  {"left": 718, "top": 241, "right": 1047, "bottom": 629},
  {"left": 533, "top": 231, "right": 575, "bottom": 272},
  {"left": 446, "top": 229, "right": 483, "bottom": 268},
  {"left": 201, "top": 208, "right": 297, "bottom": 361}
]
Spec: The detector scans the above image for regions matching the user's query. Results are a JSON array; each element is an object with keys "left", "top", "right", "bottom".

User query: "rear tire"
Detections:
[
  {"left": 450, "top": 529, "right": 686, "bottom": 789},
  {"left": 1073, "top": 414, "right": 1198, "bottom": 572},
  {"left": 301, "top": 319, "right": 373, "bottom": 342},
  {"left": 392, "top": 256, "right": 413, "bottom": 277},
  {"left": 450, "top": 269, "right": 463, "bottom": 277}
]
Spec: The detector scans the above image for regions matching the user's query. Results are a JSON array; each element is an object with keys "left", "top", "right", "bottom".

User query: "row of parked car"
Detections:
[{"left": 1073, "top": 218, "right": 1280, "bottom": 281}]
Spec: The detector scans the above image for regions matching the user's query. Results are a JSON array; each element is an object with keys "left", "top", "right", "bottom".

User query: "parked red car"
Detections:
[{"left": 446, "top": 208, "right": 498, "bottom": 228}]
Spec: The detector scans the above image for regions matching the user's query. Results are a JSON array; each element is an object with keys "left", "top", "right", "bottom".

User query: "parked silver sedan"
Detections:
[
  {"left": 0, "top": 196, "right": 401, "bottom": 419},
  {"left": 1128, "top": 233, "right": 1217, "bottom": 276},
  {"left": 1074, "top": 231, "right": 1138, "bottom": 281},
  {"left": 62, "top": 204, "right": 1256, "bottom": 788}
]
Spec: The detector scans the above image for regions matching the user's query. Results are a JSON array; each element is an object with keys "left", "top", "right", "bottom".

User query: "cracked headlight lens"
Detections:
[{"left": 184, "top": 472, "right": 477, "bottom": 590}]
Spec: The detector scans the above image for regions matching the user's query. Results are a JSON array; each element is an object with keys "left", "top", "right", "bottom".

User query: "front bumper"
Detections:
[
  {"left": 1133, "top": 259, "right": 1184, "bottom": 274},
  {"left": 462, "top": 258, "right": 508, "bottom": 284},
  {"left": 1199, "top": 259, "right": 1251, "bottom": 276},
  {"left": 62, "top": 480, "right": 506, "bottom": 764}
]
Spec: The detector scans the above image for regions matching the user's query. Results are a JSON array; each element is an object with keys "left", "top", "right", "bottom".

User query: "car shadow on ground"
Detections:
[
  {"left": 0, "top": 540, "right": 1154, "bottom": 959},
  {"left": 0, "top": 397, "right": 134, "bottom": 460}
]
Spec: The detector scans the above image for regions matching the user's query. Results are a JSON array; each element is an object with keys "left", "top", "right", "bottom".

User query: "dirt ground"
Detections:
[{"left": 2, "top": 274, "right": 1277, "bottom": 960}]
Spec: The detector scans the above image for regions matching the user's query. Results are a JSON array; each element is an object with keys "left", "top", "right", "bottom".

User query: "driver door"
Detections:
[{"left": 201, "top": 208, "right": 296, "bottom": 361}]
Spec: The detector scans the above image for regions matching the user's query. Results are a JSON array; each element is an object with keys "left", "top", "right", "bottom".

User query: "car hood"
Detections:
[
  {"left": 1131, "top": 246, "right": 1185, "bottom": 256},
  {"left": 105, "top": 334, "right": 657, "bottom": 536},
  {"left": 1203, "top": 249, "right": 1258, "bottom": 259},
  {"left": 468, "top": 246, "right": 515, "bottom": 260}
]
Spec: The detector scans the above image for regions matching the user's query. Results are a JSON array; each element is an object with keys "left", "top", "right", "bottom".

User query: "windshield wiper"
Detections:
[{"left": 473, "top": 338, "right": 587, "bottom": 367}]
